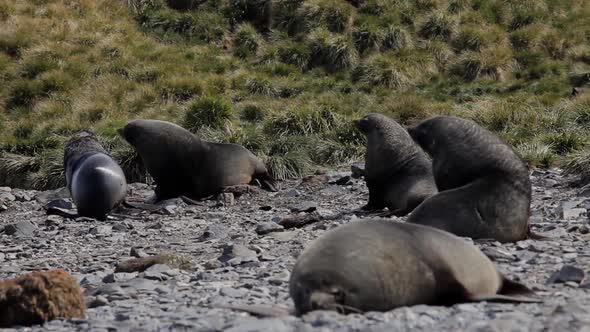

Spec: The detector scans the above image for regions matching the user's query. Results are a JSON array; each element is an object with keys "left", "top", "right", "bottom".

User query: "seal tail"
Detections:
[{"left": 469, "top": 275, "right": 541, "bottom": 303}]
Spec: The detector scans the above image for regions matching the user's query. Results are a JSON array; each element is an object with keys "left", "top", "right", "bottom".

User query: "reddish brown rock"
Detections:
[{"left": 0, "top": 269, "right": 86, "bottom": 328}]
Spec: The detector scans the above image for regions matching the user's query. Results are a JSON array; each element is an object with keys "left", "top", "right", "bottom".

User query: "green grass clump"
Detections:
[
  {"left": 158, "top": 76, "right": 203, "bottom": 101},
  {"left": 563, "top": 147, "right": 590, "bottom": 183},
  {"left": 184, "top": 95, "right": 233, "bottom": 131},
  {"left": 299, "top": 0, "right": 354, "bottom": 33},
  {"left": 419, "top": 12, "right": 456, "bottom": 41},
  {"left": 515, "top": 141, "right": 555, "bottom": 168},
  {"left": 307, "top": 28, "right": 359, "bottom": 72},
  {"left": 233, "top": 23, "right": 261, "bottom": 58}
]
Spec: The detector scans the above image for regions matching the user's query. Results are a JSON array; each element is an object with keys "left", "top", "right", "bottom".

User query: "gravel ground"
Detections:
[{"left": 1, "top": 167, "right": 590, "bottom": 332}]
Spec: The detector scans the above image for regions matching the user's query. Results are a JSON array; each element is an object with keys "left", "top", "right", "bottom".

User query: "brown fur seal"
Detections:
[
  {"left": 64, "top": 131, "right": 127, "bottom": 220},
  {"left": 218, "top": 219, "right": 538, "bottom": 316},
  {"left": 406, "top": 115, "right": 532, "bottom": 242},
  {"left": 353, "top": 113, "right": 437, "bottom": 216},
  {"left": 117, "top": 119, "right": 277, "bottom": 202}
]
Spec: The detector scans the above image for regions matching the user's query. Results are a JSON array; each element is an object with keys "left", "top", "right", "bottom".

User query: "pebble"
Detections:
[
  {"left": 256, "top": 222, "right": 284, "bottom": 235},
  {"left": 3, "top": 220, "right": 38, "bottom": 236}
]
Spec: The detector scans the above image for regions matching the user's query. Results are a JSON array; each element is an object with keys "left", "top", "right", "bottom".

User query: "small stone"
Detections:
[
  {"left": 88, "top": 295, "right": 109, "bottom": 308},
  {"left": 259, "top": 205, "right": 273, "bottom": 211},
  {"left": 130, "top": 247, "right": 149, "bottom": 258},
  {"left": 90, "top": 225, "right": 112, "bottom": 236},
  {"left": 333, "top": 175, "right": 351, "bottom": 185},
  {"left": 0, "top": 192, "right": 16, "bottom": 202},
  {"left": 563, "top": 253, "right": 578, "bottom": 260},
  {"left": 46, "top": 199, "right": 73, "bottom": 210},
  {"left": 102, "top": 272, "right": 138, "bottom": 283},
  {"left": 216, "top": 193, "right": 235, "bottom": 206},
  {"left": 203, "top": 260, "right": 223, "bottom": 270},
  {"left": 112, "top": 222, "right": 130, "bottom": 231},
  {"left": 255, "top": 222, "right": 284, "bottom": 235},
  {"left": 143, "top": 264, "right": 172, "bottom": 281},
  {"left": 13, "top": 191, "right": 31, "bottom": 202},
  {"left": 558, "top": 201, "right": 585, "bottom": 219},
  {"left": 115, "top": 255, "right": 173, "bottom": 273},
  {"left": 0, "top": 204, "right": 7, "bottom": 212},
  {"left": 284, "top": 189, "right": 301, "bottom": 198},
  {"left": 218, "top": 244, "right": 258, "bottom": 266},
  {"left": 290, "top": 201, "right": 317, "bottom": 213},
  {"left": 198, "top": 224, "right": 229, "bottom": 241},
  {"left": 220, "top": 287, "right": 247, "bottom": 298},
  {"left": 45, "top": 215, "right": 62, "bottom": 227},
  {"left": 3, "top": 220, "right": 38, "bottom": 237},
  {"left": 579, "top": 225, "right": 589, "bottom": 234},
  {"left": 547, "top": 265, "right": 586, "bottom": 284},
  {"left": 350, "top": 164, "right": 365, "bottom": 178}
]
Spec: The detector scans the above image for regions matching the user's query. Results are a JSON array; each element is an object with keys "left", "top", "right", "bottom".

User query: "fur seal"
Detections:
[
  {"left": 406, "top": 115, "right": 532, "bottom": 242},
  {"left": 353, "top": 113, "right": 437, "bottom": 216},
  {"left": 63, "top": 131, "right": 127, "bottom": 220},
  {"left": 117, "top": 119, "right": 277, "bottom": 202},
  {"left": 219, "top": 219, "right": 538, "bottom": 316},
  {"left": 289, "top": 219, "right": 537, "bottom": 314}
]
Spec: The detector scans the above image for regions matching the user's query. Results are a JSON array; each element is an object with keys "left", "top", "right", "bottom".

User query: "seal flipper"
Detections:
[
  {"left": 469, "top": 277, "right": 541, "bottom": 303},
  {"left": 212, "top": 303, "right": 294, "bottom": 317}
]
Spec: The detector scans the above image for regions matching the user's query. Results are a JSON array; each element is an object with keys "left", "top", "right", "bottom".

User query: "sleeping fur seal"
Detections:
[
  {"left": 353, "top": 113, "right": 437, "bottom": 216},
  {"left": 63, "top": 131, "right": 127, "bottom": 220},
  {"left": 218, "top": 219, "right": 538, "bottom": 316},
  {"left": 117, "top": 119, "right": 277, "bottom": 202},
  {"left": 406, "top": 115, "right": 532, "bottom": 242}
]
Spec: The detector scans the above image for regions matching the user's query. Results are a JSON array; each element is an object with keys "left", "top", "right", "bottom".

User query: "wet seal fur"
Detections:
[
  {"left": 118, "top": 119, "right": 277, "bottom": 202},
  {"left": 217, "top": 219, "right": 539, "bottom": 316},
  {"left": 353, "top": 113, "right": 437, "bottom": 216},
  {"left": 64, "top": 131, "right": 127, "bottom": 220},
  {"left": 406, "top": 115, "right": 532, "bottom": 242}
]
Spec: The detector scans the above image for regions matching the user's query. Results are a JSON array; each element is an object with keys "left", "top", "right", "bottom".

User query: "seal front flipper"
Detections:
[{"left": 211, "top": 303, "right": 294, "bottom": 317}]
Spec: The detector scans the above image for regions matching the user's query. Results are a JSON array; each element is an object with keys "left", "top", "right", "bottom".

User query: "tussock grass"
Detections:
[{"left": 3, "top": 0, "right": 590, "bottom": 188}]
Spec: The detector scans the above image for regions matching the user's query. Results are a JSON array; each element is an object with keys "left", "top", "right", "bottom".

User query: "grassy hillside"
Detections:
[{"left": 1, "top": 0, "right": 590, "bottom": 189}]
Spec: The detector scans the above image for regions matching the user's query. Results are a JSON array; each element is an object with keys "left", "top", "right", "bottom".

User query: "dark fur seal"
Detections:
[
  {"left": 117, "top": 119, "right": 277, "bottom": 202},
  {"left": 219, "top": 219, "right": 538, "bottom": 316},
  {"left": 353, "top": 113, "right": 437, "bottom": 216},
  {"left": 63, "top": 131, "right": 127, "bottom": 220},
  {"left": 406, "top": 115, "right": 532, "bottom": 242}
]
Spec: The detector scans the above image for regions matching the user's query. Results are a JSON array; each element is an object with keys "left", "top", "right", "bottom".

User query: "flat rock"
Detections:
[
  {"left": 3, "top": 220, "right": 37, "bottom": 237},
  {"left": 256, "top": 222, "right": 284, "bottom": 235},
  {"left": 218, "top": 244, "right": 258, "bottom": 265},
  {"left": 547, "top": 265, "right": 586, "bottom": 284}
]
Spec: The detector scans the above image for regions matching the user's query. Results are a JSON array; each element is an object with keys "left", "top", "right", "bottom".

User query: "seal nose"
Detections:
[{"left": 310, "top": 291, "right": 336, "bottom": 311}]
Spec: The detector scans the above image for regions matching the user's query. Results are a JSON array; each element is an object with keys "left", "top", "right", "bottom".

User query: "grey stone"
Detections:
[
  {"left": 220, "top": 287, "right": 247, "bottom": 298},
  {"left": 218, "top": 244, "right": 258, "bottom": 265},
  {"left": 351, "top": 164, "right": 365, "bottom": 178},
  {"left": 3, "top": 220, "right": 38, "bottom": 236},
  {"left": 46, "top": 198, "right": 74, "bottom": 210},
  {"left": 13, "top": 191, "right": 32, "bottom": 202},
  {"left": 103, "top": 272, "right": 138, "bottom": 283},
  {"left": 290, "top": 201, "right": 318, "bottom": 213},
  {"left": 547, "top": 265, "right": 586, "bottom": 284},
  {"left": 88, "top": 295, "right": 109, "bottom": 308},
  {"left": 130, "top": 247, "right": 149, "bottom": 258},
  {"left": 90, "top": 225, "right": 113, "bottom": 236},
  {"left": 284, "top": 189, "right": 301, "bottom": 198},
  {"left": 217, "top": 192, "right": 235, "bottom": 206},
  {"left": 143, "top": 263, "right": 173, "bottom": 281},
  {"left": 256, "top": 222, "right": 284, "bottom": 235},
  {"left": 0, "top": 192, "right": 15, "bottom": 201},
  {"left": 45, "top": 215, "right": 62, "bottom": 226}
]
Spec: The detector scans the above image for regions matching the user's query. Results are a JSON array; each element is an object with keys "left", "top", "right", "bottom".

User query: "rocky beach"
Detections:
[{"left": 0, "top": 167, "right": 589, "bottom": 331}]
